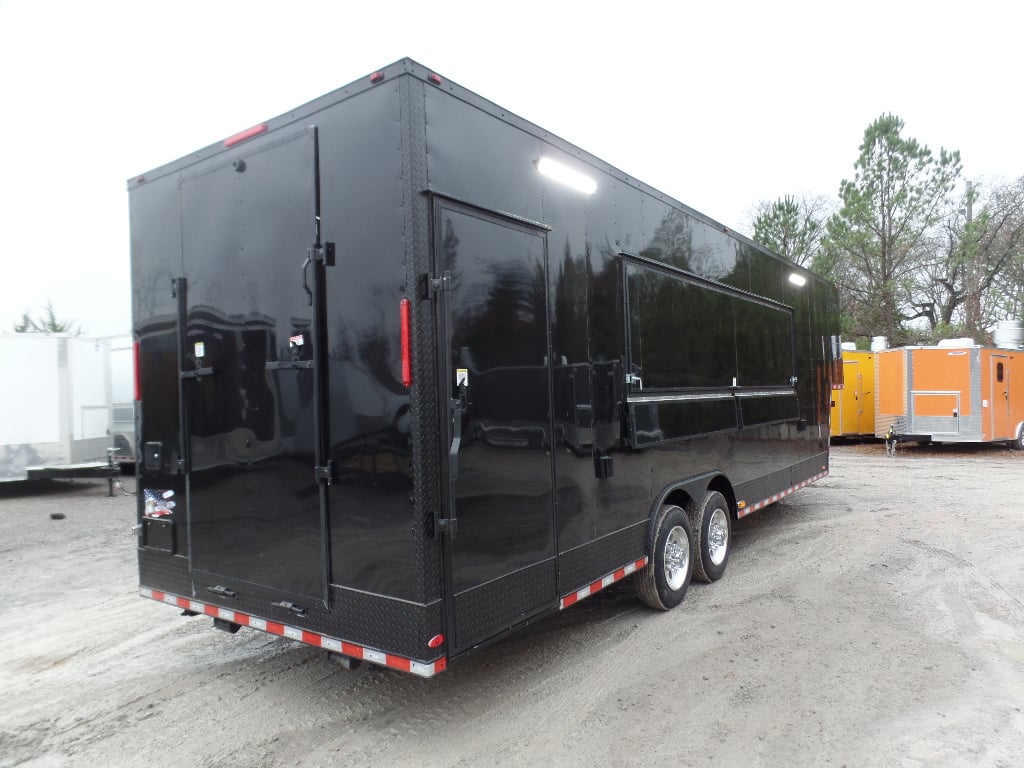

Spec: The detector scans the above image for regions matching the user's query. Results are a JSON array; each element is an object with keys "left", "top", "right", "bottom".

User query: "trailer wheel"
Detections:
[
  {"left": 635, "top": 505, "right": 693, "bottom": 610},
  {"left": 689, "top": 491, "right": 731, "bottom": 583},
  {"left": 1014, "top": 424, "right": 1024, "bottom": 451}
]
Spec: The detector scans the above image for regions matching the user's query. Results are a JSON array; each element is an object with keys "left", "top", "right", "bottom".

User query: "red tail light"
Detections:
[
  {"left": 133, "top": 341, "right": 142, "bottom": 401},
  {"left": 400, "top": 299, "right": 412, "bottom": 387}
]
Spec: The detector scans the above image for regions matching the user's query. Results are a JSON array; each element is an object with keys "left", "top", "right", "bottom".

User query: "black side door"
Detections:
[{"left": 434, "top": 199, "right": 557, "bottom": 654}]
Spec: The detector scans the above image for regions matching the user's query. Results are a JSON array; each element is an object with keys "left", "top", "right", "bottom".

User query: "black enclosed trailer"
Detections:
[{"left": 128, "top": 59, "right": 841, "bottom": 677}]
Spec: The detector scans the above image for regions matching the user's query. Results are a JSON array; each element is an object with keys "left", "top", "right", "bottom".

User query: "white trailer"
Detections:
[
  {"left": 0, "top": 333, "right": 126, "bottom": 482},
  {"left": 103, "top": 334, "right": 137, "bottom": 466}
]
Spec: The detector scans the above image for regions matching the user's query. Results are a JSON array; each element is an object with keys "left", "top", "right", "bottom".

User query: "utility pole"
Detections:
[{"left": 963, "top": 180, "right": 980, "bottom": 339}]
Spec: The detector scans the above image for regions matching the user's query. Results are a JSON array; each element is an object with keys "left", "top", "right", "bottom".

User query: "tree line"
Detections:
[
  {"left": 749, "top": 114, "right": 1024, "bottom": 347},
  {"left": 12, "top": 300, "right": 82, "bottom": 334}
]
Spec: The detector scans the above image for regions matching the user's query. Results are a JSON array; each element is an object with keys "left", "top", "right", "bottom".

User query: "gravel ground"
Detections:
[{"left": 1, "top": 443, "right": 1022, "bottom": 768}]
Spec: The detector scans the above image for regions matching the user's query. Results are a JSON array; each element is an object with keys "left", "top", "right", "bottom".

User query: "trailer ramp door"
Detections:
[
  {"left": 178, "top": 127, "right": 329, "bottom": 602},
  {"left": 433, "top": 200, "right": 556, "bottom": 655}
]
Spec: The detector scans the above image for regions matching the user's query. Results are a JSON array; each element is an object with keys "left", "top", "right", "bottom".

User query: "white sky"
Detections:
[{"left": 1, "top": 0, "right": 1021, "bottom": 336}]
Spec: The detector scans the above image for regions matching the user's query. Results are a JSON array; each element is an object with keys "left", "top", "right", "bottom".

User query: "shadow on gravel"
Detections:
[
  {"left": 0, "top": 479, "right": 112, "bottom": 499},
  {"left": 834, "top": 441, "right": 1024, "bottom": 460}
]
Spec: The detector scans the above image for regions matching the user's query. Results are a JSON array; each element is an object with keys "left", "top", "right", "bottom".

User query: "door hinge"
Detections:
[
  {"left": 315, "top": 460, "right": 334, "bottom": 485},
  {"left": 427, "top": 271, "right": 453, "bottom": 299},
  {"left": 437, "top": 517, "right": 459, "bottom": 538},
  {"left": 312, "top": 241, "right": 336, "bottom": 266},
  {"left": 271, "top": 600, "right": 307, "bottom": 617}
]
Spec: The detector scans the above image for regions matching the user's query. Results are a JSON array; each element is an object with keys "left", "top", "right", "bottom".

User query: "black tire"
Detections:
[
  {"left": 634, "top": 505, "right": 693, "bottom": 611},
  {"left": 689, "top": 491, "right": 731, "bottom": 583},
  {"left": 1013, "top": 424, "right": 1024, "bottom": 451}
]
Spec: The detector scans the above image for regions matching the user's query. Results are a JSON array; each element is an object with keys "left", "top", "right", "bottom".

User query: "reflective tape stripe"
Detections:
[
  {"left": 137, "top": 589, "right": 446, "bottom": 678},
  {"left": 559, "top": 557, "right": 649, "bottom": 610},
  {"left": 410, "top": 660, "right": 436, "bottom": 677},
  {"left": 737, "top": 470, "right": 828, "bottom": 518}
]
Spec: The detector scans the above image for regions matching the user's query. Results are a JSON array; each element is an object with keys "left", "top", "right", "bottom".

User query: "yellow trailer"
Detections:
[{"left": 830, "top": 349, "right": 876, "bottom": 437}]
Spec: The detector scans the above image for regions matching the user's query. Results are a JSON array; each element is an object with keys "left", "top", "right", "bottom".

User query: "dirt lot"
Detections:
[{"left": 1, "top": 443, "right": 1023, "bottom": 768}]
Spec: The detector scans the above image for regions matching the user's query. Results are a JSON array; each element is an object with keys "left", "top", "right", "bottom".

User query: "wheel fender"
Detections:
[{"left": 645, "top": 473, "right": 725, "bottom": 552}]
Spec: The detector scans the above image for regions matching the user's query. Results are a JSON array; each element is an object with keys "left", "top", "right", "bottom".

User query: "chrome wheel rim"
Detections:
[
  {"left": 664, "top": 525, "right": 690, "bottom": 590},
  {"left": 707, "top": 507, "right": 729, "bottom": 566}
]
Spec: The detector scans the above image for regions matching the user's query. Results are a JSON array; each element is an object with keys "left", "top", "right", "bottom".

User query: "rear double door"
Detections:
[
  {"left": 434, "top": 199, "right": 558, "bottom": 654},
  {"left": 178, "top": 128, "right": 330, "bottom": 604}
]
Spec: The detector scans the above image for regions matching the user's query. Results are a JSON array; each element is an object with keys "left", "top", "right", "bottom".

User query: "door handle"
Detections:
[
  {"left": 301, "top": 253, "right": 313, "bottom": 306},
  {"left": 180, "top": 366, "right": 215, "bottom": 379},
  {"left": 440, "top": 392, "right": 464, "bottom": 539}
]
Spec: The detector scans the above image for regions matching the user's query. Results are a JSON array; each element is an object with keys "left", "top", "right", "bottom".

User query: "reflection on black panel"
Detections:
[{"left": 625, "top": 261, "right": 795, "bottom": 391}]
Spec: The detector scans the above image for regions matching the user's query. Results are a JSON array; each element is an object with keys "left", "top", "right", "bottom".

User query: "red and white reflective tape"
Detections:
[
  {"left": 139, "top": 588, "right": 446, "bottom": 678},
  {"left": 737, "top": 470, "right": 829, "bottom": 518},
  {"left": 559, "top": 557, "right": 648, "bottom": 610}
]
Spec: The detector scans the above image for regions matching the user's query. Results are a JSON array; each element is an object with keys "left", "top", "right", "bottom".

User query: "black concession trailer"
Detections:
[{"left": 128, "top": 59, "right": 841, "bottom": 677}]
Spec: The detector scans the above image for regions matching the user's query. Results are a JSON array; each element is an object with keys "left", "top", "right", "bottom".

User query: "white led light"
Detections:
[
  {"left": 788, "top": 272, "right": 807, "bottom": 287},
  {"left": 536, "top": 156, "right": 597, "bottom": 195}
]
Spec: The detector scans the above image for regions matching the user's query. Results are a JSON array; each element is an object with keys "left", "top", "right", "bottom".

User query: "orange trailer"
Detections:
[
  {"left": 875, "top": 343, "right": 1024, "bottom": 448},
  {"left": 830, "top": 349, "right": 876, "bottom": 437}
]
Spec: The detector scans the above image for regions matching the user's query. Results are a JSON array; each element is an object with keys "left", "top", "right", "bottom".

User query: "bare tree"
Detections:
[{"left": 976, "top": 177, "right": 1024, "bottom": 326}]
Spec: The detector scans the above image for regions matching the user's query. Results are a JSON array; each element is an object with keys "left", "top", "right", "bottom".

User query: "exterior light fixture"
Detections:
[
  {"left": 536, "top": 156, "right": 597, "bottom": 195},
  {"left": 788, "top": 272, "right": 807, "bottom": 287}
]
